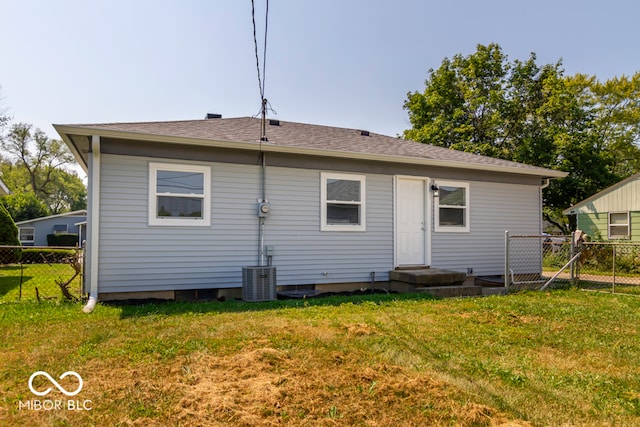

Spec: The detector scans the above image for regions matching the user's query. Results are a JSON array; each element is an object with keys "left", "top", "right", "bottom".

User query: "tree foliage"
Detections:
[
  {"left": 1, "top": 123, "right": 86, "bottom": 216},
  {"left": 0, "top": 203, "right": 19, "bottom": 244},
  {"left": 0, "top": 204, "right": 20, "bottom": 262},
  {"left": 0, "top": 191, "right": 49, "bottom": 222},
  {"left": 404, "top": 44, "right": 640, "bottom": 233}
]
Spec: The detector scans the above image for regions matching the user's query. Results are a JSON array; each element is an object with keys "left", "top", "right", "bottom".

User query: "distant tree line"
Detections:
[
  {"left": 404, "top": 43, "right": 640, "bottom": 233},
  {"left": 0, "top": 87, "right": 86, "bottom": 222}
]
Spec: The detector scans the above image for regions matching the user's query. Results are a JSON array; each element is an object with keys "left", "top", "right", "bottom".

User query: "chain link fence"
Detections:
[
  {"left": 577, "top": 241, "right": 640, "bottom": 294},
  {"left": 506, "top": 232, "right": 640, "bottom": 295},
  {"left": 0, "top": 246, "right": 84, "bottom": 302}
]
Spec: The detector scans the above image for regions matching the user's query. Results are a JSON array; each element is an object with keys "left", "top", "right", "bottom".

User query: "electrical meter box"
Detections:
[{"left": 258, "top": 200, "right": 271, "bottom": 218}]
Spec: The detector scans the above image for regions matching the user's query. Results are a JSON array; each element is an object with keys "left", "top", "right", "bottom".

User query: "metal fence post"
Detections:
[
  {"left": 612, "top": 245, "right": 616, "bottom": 294},
  {"left": 504, "top": 231, "right": 510, "bottom": 290},
  {"left": 570, "top": 231, "right": 575, "bottom": 282}
]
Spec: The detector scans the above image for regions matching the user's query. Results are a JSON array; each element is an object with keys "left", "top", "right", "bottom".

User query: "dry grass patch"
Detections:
[
  {"left": 2, "top": 291, "right": 640, "bottom": 426},
  {"left": 77, "top": 344, "right": 523, "bottom": 427}
]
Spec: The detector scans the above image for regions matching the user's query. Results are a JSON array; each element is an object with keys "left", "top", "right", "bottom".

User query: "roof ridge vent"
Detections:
[
  {"left": 205, "top": 113, "right": 222, "bottom": 119},
  {"left": 359, "top": 130, "right": 370, "bottom": 137},
  {"left": 269, "top": 119, "right": 280, "bottom": 126}
]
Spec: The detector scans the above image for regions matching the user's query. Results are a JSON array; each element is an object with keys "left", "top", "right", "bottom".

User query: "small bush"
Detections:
[
  {"left": 0, "top": 204, "right": 21, "bottom": 264},
  {"left": 47, "top": 233, "right": 79, "bottom": 247}
]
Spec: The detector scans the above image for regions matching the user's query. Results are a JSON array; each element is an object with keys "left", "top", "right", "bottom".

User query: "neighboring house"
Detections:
[
  {"left": 0, "top": 178, "right": 10, "bottom": 196},
  {"left": 15, "top": 210, "right": 87, "bottom": 246},
  {"left": 564, "top": 173, "right": 640, "bottom": 241},
  {"left": 54, "top": 116, "right": 566, "bottom": 300}
]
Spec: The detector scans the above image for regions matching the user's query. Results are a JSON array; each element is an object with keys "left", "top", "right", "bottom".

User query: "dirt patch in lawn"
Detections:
[{"left": 70, "top": 343, "right": 528, "bottom": 427}]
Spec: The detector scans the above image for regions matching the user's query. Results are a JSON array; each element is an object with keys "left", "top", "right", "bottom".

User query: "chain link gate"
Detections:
[
  {"left": 505, "top": 231, "right": 578, "bottom": 291},
  {"left": 504, "top": 231, "right": 640, "bottom": 294}
]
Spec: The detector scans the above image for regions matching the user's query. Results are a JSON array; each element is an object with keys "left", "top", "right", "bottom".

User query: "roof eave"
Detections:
[
  {"left": 54, "top": 125, "right": 567, "bottom": 179},
  {"left": 53, "top": 124, "right": 89, "bottom": 173},
  {"left": 563, "top": 172, "right": 640, "bottom": 215}
]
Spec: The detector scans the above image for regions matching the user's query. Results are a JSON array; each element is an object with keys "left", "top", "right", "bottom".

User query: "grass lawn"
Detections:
[
  {"left": 0, "top": 264, "right": 82, "bottom": 302},
  {"left": 1, "top": 290, "right": 639, "bottom": 426}
]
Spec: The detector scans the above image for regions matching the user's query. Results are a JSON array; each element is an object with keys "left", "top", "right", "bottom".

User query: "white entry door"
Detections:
[{"left": 396, "top": 177, "right": 427, "bottom": 266}]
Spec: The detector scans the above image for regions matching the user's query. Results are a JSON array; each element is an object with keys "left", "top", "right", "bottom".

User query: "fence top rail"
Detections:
[
  {"left": 509, "top": 235, "right": 568, "bottom": 239},
  {"left": 582, "top": 241, "right": 640, "bottom": 247},
  {"left": 0, "top": 245, "right": 82, "bottom": 250}
]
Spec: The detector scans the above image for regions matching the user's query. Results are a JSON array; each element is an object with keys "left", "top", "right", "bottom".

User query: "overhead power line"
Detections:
[{"left": 251, "top": 0, "right": 269, "bottom": 101}]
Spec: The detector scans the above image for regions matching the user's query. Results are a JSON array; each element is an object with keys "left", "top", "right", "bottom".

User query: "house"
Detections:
[
  {"left": 563, "top": 173, "right": 640, "bottom": 241},
  {"left": 0, "top": 178, "right": 10, "bottom": 196},
  {"left": 54, "top": 116, "right": 566, "bottom": 301},
  {"left": 15, "top": 210, "right": 87, "bottom": 246}
]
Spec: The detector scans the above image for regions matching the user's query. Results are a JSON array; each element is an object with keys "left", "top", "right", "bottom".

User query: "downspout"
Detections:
[
  {"left": 539, "top": 178, "right": 550, "bottom": 234},
  {"left": 540, "top": 178, "right": 550, "bottom": 190},
  {"left": 83, "top": 135, "right": 101, "bottom": 313}
]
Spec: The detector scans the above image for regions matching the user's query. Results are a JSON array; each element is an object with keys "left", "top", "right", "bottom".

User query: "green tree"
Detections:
[
  {"left": 588, "top": 73, "right": 640, "bottom": 177},
  {"left": 404, "top": 43, "right": 510, "bottom": 157},
  {"left": 403, "top": 44, "right": 637, "bottom": 233},
  {"left": 0, "top": 191, "right": 49, "bottom": 222},
  {"left": 0, "top": 203, "right": 21, "bottom": 263},
  {"left": 0, "top": 123, "right": 86, "bottom": 215}
]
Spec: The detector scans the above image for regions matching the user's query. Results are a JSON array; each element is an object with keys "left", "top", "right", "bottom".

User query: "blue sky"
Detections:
[{"left": 1, "top": 0, "right": 639, "bottom": 141}]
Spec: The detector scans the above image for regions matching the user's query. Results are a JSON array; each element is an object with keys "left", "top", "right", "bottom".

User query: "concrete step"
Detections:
[{"left": 389, "top": 268, "right": 466, "bottom": 286}]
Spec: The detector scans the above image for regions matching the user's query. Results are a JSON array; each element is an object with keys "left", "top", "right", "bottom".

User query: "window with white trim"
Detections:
[
  {"left": 19, "top": 227, "right": 35, "bottom": 243},
  {"left": 53, "top": 224, "right": 68, "bottom": 234},
  {"left": 608, "top": 212, "right": 630, "bottom": 239},
  {"left": 321, "top": 173, "right": 366, "bottom": 231},
  {"left": 149, "top": 163, "right": 211, "bottom": 226},
  {"left": 434, "top": 181, "right": 470, "bottom": 232}
]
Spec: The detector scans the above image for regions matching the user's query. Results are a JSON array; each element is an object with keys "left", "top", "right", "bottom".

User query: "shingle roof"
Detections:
[{"left": 56, "top": 116, "right": 566, "bottom": 178}]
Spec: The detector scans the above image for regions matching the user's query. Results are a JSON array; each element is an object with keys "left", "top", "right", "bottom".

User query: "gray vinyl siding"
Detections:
[
  {"left": 265, "top": 167, "right": 393, "bottom": 286},
  {"left": 97, "top": 154, "right": 393, "bottom": 293},
  {"left": 431, "top": 181, "right": 541, "bottom": 276}
]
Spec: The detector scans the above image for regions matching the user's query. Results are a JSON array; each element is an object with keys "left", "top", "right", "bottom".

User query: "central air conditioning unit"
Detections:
[{"left": 242, "top": 266, "right": 277, "bottom": 302}]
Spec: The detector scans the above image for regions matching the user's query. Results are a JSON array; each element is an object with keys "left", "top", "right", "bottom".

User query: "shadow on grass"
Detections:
[
  {"left": 112, "top": 291, "right": 439, "bottom": 319},
  {"left": 0, "top": 265, "right": 33, "bottom": 298}
]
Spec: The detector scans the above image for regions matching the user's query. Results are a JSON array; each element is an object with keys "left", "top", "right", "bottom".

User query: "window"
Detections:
[
  {"left": 608, "top": 212, "right": 630, "bottom": 239},
  {"left": 149, "top": 163, "right": 211, "bottom": 226},
  {"left": 434, "top": 181, "right": 469, "bottom": 232},
  {"left": 321, "top": 173, "right": 366, "bottom": 231},
  {"left": 19, "top": 227, "right": 35, "bottom": 243},
  {"left": 53, "top": 224, "right": 68, "bottom": 234}
]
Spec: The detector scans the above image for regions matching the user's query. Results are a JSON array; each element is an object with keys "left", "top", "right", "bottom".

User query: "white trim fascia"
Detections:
[
  {"left": 53, "top": 126, "right": 89, "bottom": 173},
  {"left": 53, "top": 125, "right": 568, "bottom": 179},
  {"left": 15, "top": 210, "right": 87, "bottom": 225}
]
